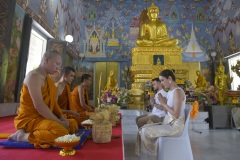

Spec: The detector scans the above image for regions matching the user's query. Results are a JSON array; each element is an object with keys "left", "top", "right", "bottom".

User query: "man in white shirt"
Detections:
[{"left": 136, "top": 78, "right": 167, "bottom": 128}]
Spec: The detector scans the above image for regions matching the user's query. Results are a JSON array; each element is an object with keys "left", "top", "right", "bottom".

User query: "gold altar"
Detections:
[
  {"left": 128, "top": 2, "right": 194, "bottom": 109},
  {"left": 128, "top": 46, "right": 190, "bottom": 110}
]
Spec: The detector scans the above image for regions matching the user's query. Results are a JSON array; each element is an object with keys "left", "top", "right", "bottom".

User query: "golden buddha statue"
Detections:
[
  {"left": 194, "top": 70, "right": 207, "bottom": 91},
  {"left": 136, "top": 2, "right": 178, "bottom": 47},
  {"left": 104, "top": 70, "right": 118, "bottom": 91},
  {"left": 214, "top": 59, "right": 233, "bottom": 105},
  {"left": 156, "top": 56, "right": 162, "bottom": 65}
]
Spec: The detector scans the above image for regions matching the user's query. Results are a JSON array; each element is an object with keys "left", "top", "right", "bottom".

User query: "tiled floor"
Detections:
[{"left": 120, "top": 109, "right": 240, "bottom": 160}]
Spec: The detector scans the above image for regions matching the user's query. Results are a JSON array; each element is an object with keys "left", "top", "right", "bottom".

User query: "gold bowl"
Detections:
[{"left": 55, "top": 140, "right": 80, "bottom": 156}]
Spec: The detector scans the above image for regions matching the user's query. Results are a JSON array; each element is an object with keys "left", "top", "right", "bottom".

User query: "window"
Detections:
[
  {"left": 228, "top": 52, "right": 240, "bottom": 90},
  {"left": 25, "top": 28, "right": 47, "bottom": 75}
]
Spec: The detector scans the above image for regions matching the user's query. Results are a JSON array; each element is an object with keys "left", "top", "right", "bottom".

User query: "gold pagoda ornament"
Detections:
[
  {"left": 129, "top": 2, "right": 189, "bottom": 110},
  {"left": 214, "top": 59, "right": 233, "bottom": 105}
]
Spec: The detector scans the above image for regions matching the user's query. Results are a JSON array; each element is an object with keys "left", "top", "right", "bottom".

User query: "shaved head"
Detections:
[{"left": 43, "top": 50, "right": 61, "bottom": 59}]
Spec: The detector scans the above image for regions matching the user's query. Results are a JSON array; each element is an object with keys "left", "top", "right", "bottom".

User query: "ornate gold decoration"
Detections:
[
  {"left": 214, "top": 59, "right": 233, "bottom": 105},
  {"left": 104, "top": 70, "right": 118, "bottom": 91},
  {"left": 194, "top": 70, "right": 208, "bottom": 91},
  {"left": 129, "top": 3, "right": 190, "bottom": 109},
  {"left": 136, "top": 2, "right": 178, "bottom": 47}
]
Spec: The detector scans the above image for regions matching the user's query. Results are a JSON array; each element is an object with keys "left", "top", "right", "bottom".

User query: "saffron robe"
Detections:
[
  {"left": 14, "top": 75, "right": 78, "bottom": 148},
  {"left": 72, "top": 86, "right": 94, "bottom": 123},
  {"left": 57, "top": 84, "right": 81, "bottom": 126}
]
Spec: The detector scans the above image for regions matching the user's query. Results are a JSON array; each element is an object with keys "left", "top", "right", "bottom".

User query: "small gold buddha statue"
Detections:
[
  {"left": 136, "top": 2, "right": 178, "bottom": 47},
  {"left": 104, "top": 70, "right": 118, "bottom": 91},
  {"left": 194, "top": 70, "right": 207, "bottom": 91},
  {"left": 214, "top": 59, "right": 233, "bottom": 105},
  {"left": 156, "top": 56, "right": 162, "bottom": 65}
]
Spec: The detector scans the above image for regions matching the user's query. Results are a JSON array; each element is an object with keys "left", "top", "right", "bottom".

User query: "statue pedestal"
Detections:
[
  {"left": 188, "top": 112, "right": 209, "bottom": 130},
  {"left": 204, "top": 105, "right": 234, "bottom": 129},
  {"left": 130, "top": 46, "right": 189, "bottom": 110}
]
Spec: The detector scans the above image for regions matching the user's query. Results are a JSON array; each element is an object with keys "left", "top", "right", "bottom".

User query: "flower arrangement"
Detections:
[
  {"left": 194, "top": 88, "right": 218, "bottom": 107},
  {"left": 145, "top": 80, "right": 153, "bottom": 91},
  {"left": 101, "top": 90, "right": 118, "bottom": 105},
  {"left": 116, "top": 88, "right": 130, "bottom": 103},
  {"left": 100, "top": 88, "right": 130, "bottom": 105},
  {"left": 184, "top": 80, "right": 218, "bottom": 107},
  {"left": 184, "top": 80, "right": 194, "bottom": 91}
]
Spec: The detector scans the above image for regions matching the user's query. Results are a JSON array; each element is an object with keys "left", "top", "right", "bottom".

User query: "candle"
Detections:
[{"left": 99, "top": 72, "right": 102, "bottom": 98}]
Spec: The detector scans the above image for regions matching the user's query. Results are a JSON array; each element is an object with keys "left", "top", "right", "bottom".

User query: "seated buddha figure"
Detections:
[
  {"left": 136, "top": 3, "right": 178, "bottom": 47},
  {"left": 104, "top": 70, "right": 118, "bottom": 91},
  {"left": 214, "top": 59, "right": 233, "bottom": 105},
  {"left": 194, "top": 70, "right": 207, "bottom": 91}
]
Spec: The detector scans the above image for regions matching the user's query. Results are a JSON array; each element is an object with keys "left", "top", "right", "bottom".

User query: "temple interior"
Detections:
[{"left": 0, "top": 0, "right": 240, "bottom": 160}]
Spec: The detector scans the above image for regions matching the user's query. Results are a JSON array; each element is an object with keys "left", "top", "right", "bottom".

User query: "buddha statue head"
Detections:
[{"left": 147, "top": 3, "right": 160, "bottom": 21}]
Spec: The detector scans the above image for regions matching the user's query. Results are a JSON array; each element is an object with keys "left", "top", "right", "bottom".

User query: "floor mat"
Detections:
[{"left": 0, "top": 129, "right": 91, "bottom": 149}]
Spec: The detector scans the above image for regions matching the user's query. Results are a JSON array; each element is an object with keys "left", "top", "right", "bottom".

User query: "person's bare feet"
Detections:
[{"left": 8, "top": 129, "right": 30, "bottom": 142}]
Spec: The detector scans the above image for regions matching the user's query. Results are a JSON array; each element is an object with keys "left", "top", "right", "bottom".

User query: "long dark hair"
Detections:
[{"left": 159, "top": 69, "right": 176, "bottom": 82}]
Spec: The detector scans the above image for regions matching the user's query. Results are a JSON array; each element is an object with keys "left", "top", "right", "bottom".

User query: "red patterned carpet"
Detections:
[{"left": 0, "top": 116, "right": 123, "bottom": 160}]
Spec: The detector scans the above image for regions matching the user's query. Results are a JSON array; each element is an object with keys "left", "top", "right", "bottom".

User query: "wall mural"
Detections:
[
  {"left": 14, "top": 0, "right": 240, "bottom": 91},
  {"left": 17, "top": 0, "right": 83, "bottom": 53},
  {"left": 19, "top": 0, "right": 217, "bottom": 62},
  {"left": 212, "top": 0, "right": 240, "bottom": 58},
  {"left": 80, "top": 0, "right": 215, "bottom": 63},
  {"left": 4, "top": 4, "right": 24, "bottom": 102},
  {"left": 72, "top": 61, "right": 94, "bottom": 100}
]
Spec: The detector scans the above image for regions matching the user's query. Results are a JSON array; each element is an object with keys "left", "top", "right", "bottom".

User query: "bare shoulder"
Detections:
[
  {"left": 78, "top": 85, "right": 83, "bottom": 92},
  {"left": 56, "top": 81, "right": 65, "bottom": 89},
  {"left": 174, "top": 88, "right": 185, "bottom": 100},
  {"left": 24, "top": 70, "right": 45, "bottom": 87}
]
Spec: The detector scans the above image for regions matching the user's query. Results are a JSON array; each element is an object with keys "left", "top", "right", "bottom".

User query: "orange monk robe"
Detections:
[
  {"left": 72, "top": 86, "right": 94, "bottom": 123},
  {"left": 14, "top": 76, "right": 78, "bottom": 148},
  {"left": 57, "top": 84, "right": 82, "bottom": 126}
]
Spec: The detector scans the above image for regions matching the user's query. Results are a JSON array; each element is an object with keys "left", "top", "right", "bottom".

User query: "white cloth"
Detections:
[{"left": 151, "top": 89, "right": 167, "bottom": 117}]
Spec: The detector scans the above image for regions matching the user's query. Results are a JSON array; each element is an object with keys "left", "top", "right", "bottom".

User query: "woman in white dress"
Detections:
[{"left": 136, "top": 69, "right": 186, "bottom": 160}]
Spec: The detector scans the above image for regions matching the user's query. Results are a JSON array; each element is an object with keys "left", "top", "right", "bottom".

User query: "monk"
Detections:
[
  {"left": 9, "top": 50, "right": 78, "bottom": 148},
  {"left": 56, "top": 66, "right": 81, "bottom": 126},
  {"left": 72, "top": 74, "right": 95, "bottom": 123}
]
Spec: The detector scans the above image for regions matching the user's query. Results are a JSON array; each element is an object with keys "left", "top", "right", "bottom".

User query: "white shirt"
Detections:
[{"left": 151, "top": 89, "right": 168, "bottom": 117}]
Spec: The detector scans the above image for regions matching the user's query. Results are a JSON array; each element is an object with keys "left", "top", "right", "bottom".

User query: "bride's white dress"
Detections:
[{"left": 136, "top": 87, "right": 186, "bottom": 160}]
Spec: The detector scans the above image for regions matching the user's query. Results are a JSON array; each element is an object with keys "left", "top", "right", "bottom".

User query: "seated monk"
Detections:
[
  {"left": 72, "top": 74, "right": 95, "bottom": 124},
  {"left": 56, "top": 66, "right": 81, "bottom": 126},
  {"left": 9, "top": 50, "right": 78, "bottom": 148},
  {"left": 136, "top": 2, "right": 178, "bottom": 47}
]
